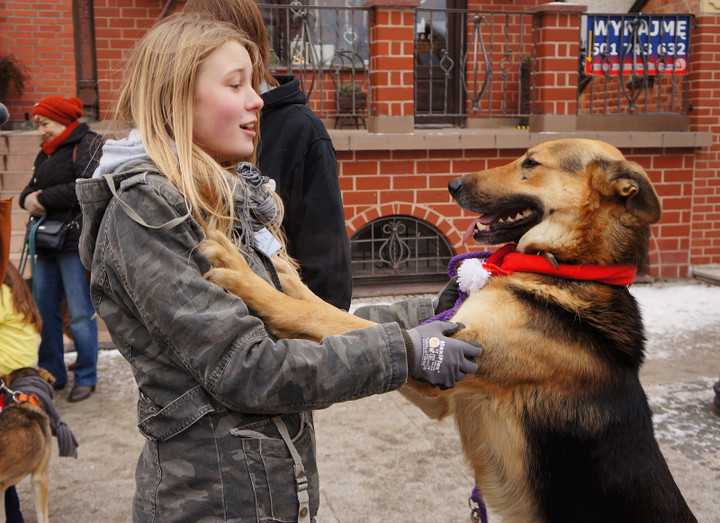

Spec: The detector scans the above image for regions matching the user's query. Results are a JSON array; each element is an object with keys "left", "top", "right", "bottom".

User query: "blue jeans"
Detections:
[{"left": 35, "top": 251, "right": 98, "bottom": 387}]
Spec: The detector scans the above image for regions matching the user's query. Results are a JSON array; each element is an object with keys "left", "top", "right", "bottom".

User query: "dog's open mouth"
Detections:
[{"left": 462, "top": 203, "right": 541, "bottom": 245}]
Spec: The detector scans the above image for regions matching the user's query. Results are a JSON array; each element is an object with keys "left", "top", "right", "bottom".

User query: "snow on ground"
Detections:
[{"left": 630, "top": 280, "right": 720, "bottom": 359}]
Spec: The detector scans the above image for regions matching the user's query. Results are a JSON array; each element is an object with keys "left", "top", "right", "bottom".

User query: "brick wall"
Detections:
[
  {"left": 0, "top": 0, "right": 77, "bottom": 121},
  {"left": 367, "top": 2, "right": 416, "bottom": 119},
  {"left": 532, "top": 7, "right": 582, "bottom": 117},
  {"left": 93, "top": 0, "right": 169, "bottom": 120},
  {"left": 2, "top": 0, "right": 719, "bottom": 282},
  {"left": 686, "top": 11, "right": 720, "bottom": 264}
]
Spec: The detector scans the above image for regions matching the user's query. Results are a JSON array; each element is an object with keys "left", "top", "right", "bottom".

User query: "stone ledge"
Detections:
[
  {"left": 328, "top": 128, "right": 714, "bottom": 151},
  {"left": 692, "top": 264, "right": 720, "bottom": 285}
]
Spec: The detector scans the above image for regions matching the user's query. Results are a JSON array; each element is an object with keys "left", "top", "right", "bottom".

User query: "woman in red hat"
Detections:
[{"left": 19, "top": 95, "right": 103, "bottom": 402}]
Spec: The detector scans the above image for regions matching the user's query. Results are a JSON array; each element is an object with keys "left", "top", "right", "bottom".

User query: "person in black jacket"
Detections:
[
  {"left": 183, "top": 0, "right": 353, "bottom": 310},
  {"left": 19, "top": 95, "right": 103, "bottom": 402}
]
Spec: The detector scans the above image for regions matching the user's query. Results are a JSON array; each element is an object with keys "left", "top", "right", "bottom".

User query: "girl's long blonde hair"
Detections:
[{"left": 114, "top": 13, "right": 283, "bottom": 239}]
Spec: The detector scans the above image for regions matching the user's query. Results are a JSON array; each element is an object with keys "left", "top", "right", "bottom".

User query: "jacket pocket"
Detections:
[
  {"left": 230, "top": 412, "right": 319, "bottom": 522},
  {"left": 137, "top": 386, "right": 221, "bottom": 441}
]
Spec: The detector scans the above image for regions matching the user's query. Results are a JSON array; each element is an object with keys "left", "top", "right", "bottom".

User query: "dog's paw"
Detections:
[
  {"left": 199, "top": 239, "right": 231, "bottom": 269},
  {"left": 199, "top": 230, "right": 247, "bottom": 271},
  {"left": 204, "top": 267, "right": 243, "bottom": 292}
]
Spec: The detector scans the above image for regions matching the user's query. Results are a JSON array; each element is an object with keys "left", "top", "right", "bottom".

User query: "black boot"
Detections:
[{"left": 712, "top": 379, "right": 720, "bottom": 420}]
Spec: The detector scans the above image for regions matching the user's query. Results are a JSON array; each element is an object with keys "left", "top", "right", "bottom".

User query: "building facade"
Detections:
[{"left": 1, "top": 0, "right": 719, "bottom": 286}]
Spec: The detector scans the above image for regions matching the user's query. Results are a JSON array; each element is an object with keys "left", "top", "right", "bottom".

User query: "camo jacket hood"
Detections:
[{"left": 76, "top": 159, "right": 435, "bottom": 520}]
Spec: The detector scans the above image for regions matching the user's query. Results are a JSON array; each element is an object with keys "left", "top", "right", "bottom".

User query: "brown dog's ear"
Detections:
[{"left": 605, "top": 160, "right": 662, "bottom": 224}]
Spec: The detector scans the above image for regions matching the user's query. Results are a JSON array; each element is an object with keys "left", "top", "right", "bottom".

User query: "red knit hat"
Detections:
[{"left": 32, "top": 96, "right": 83, "bottom": 126}]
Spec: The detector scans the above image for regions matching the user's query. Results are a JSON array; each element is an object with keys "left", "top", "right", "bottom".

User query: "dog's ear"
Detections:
[{"left": 600, "top": 160, "right": 662, "bottom": 224}]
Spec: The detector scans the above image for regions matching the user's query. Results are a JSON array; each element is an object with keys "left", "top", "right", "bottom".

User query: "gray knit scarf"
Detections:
[
  {"left": 5, "top": 376, "right": 79, "bottom": 458},
  {"left": 229, "top": 162, "right": 281, "bottom": 250}
]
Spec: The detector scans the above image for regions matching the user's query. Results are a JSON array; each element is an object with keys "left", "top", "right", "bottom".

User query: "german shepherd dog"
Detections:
[
  {"left": 0, "top": 367, "right": 55, "bottom": 523},
  {"left": 200, "top": 139, "right": 695, "bottom": 522}
]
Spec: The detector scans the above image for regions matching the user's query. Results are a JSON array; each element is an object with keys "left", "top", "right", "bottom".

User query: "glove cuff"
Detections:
[{"left": 401, "top": 329, "right": 416, "bottom": 374}]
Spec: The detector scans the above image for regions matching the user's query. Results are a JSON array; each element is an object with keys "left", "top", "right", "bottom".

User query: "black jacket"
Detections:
[
  {"left": 20, "top": 123, "right": 103, "bottom": 254},
  {"left": 259, "top": 75, "right": 352, "bottom": 310}
]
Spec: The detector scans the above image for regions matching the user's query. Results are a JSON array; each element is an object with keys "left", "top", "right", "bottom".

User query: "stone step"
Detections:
[
  {"left": 1, "top": 131, "right": 42, "bottom": 153},
  {"left": 1, "top": 170, "right": 32, "bottom": 191},
  {"left": 693, "top": 265, "right": 720, "bottom": 285},
  {"left": 3, "top": 152, "right": 36, "bottom": 172}
]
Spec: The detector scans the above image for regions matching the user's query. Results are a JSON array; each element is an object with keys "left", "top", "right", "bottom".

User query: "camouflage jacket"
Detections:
[{"left": 76, "top": 160, "right": 434, "bottom": 521}]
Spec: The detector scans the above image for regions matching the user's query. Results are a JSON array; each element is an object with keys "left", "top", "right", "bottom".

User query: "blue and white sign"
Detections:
[{"left": 586, "top": 15, "right": 691, "bottom": 76}]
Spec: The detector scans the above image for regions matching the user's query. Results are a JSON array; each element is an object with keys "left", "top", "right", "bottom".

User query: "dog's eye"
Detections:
[{"left": 522, "top": 157, "right": 540, "bottom": 169}]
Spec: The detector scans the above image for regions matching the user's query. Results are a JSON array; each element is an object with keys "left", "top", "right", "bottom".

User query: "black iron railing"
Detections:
[
  {"left": 256, "top": 4, "right": 693, "bottom": 129},
  {"left": 258, "top": 3, "right": 370, "bottom": 127},
  {"left": 413, "top": 8, "right": 536, "bottom": 126}
]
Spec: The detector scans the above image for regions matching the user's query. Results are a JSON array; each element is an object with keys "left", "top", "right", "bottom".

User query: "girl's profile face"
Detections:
[
  {"left": 35, "top": 115, "right": 67, "bottom": 143},
  {"left": 193, "top": 40, "right": 264, "bottom": 163}
]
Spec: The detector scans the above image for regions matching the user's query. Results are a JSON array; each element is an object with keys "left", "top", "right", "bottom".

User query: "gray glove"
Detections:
[{"left": 404, "top": 321, "right": 482, "bottom": 389}]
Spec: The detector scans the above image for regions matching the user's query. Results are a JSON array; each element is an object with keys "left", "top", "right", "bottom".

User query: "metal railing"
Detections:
[
  {"left": 256, "top": 4, "right": 693, "bottom": 128},
  {"left": 413, "top": 8, "right": 536, "bottom": 126},
  {"left": 258, "top": 3, "right": 370, "bottom": 126},
  {"left": 578, "top": 13, "right": 693, "bottom": 115}
]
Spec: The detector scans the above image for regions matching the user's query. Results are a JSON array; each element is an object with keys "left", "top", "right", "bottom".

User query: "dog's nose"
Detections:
[{"left": 448, "top": 177, "right": 463, "bottom": 196}]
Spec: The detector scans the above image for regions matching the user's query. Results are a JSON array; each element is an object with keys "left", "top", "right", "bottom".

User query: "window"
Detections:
[{"left": 351, "top": 216, "right": 453, "bottom": 284}]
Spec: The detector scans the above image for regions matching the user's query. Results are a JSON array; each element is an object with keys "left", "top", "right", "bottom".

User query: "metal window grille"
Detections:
[
  {"left": 414, "top": 8, "right": 536, "bottom": 124},
  {"left": 351, "top": 216, "right": 453, "bottom": 283}
]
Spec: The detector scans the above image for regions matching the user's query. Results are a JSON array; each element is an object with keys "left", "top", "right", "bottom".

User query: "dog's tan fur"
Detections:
[
  {"left": 200, "top": 139, "right": 695, "bottom": 522},
  {"left": 0, "top": 367, "right": 55, "bottom": 523}
]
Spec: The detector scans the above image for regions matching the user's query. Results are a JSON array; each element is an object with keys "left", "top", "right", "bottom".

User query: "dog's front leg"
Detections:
[
  {"left": 270, "top": 253, "right": 328, "bottom": 305},
  {"left": 200, "top": 232, "right": 374, "bottom": 340},
  {"left": 400, "top": 384, "right": 453, "bottom": 420}
]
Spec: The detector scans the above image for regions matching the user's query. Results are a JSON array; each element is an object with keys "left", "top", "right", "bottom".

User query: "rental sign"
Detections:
[{"left": 585, "top": 15, "right": 691, "bottom": 76}]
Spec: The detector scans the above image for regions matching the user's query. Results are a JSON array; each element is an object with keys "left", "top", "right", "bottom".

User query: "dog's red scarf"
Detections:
[
  {"left": 425, "top": 244, "right": 637, "bottom": 325},
  {"left": 483, "top": 243, "right": 637, "bottom": 285}
]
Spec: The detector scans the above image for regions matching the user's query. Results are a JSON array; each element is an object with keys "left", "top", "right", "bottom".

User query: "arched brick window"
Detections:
[{"left": 350, "top": 215, "right": 452, "bottom": 284}]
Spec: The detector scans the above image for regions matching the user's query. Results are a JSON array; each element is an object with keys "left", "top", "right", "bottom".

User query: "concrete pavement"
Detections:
[{"left": 13, "top": 278, "right": 720, "bottom": 522}]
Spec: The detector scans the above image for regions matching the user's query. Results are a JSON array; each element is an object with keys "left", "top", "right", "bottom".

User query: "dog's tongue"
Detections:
[
  {"left": 478, "top": 212, "right": 500, "bottom": 224},
  {"left": 462, "top": 219, "right": 478, "bottom": 244},
  {"left": 462, "top": 213, "right": 500, "bottom": 244}
]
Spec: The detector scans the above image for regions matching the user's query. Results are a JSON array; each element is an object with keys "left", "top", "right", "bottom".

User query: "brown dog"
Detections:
[
  {"left": 200, "top": 139, "right": 695, "bottom": 522},
  {"left": 0, "top": 367, "right": 55, "bottom": 523}
]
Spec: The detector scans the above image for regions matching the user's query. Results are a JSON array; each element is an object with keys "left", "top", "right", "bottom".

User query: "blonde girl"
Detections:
[{"left": 77, "top": 14, "right": 479, "bottom": 522}]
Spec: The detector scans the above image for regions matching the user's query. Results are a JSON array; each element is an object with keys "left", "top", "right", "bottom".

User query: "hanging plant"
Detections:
[{"left": 0, "top": 55, "right": 28, "bottom": 99}]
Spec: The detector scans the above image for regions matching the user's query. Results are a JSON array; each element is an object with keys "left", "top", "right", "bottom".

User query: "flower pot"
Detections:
[{"left": 337, "top": 91, "right": 366, "bottom": 113}]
